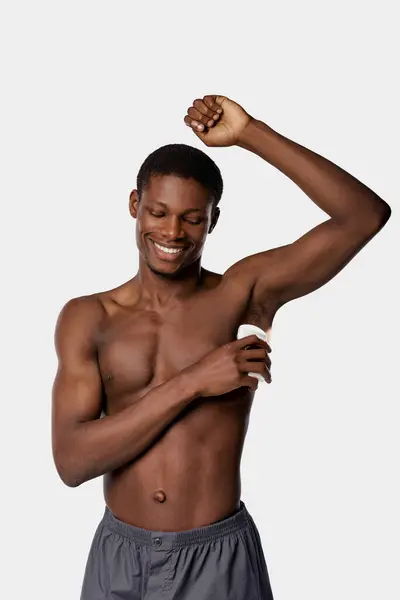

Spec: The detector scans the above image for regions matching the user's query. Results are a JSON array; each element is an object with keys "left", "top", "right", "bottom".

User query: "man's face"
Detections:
[{"left": 130, "top": 175, "right": 219, "bottom": 277}]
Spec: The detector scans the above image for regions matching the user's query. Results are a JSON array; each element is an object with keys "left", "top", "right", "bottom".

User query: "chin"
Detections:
[{"left": 147, "top": 261, "right": 185, "bottom": 279}]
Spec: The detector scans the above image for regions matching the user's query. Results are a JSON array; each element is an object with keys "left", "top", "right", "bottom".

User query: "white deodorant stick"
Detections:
[{"left": 237, "top": 324, "right": 271, "bottom": 383}]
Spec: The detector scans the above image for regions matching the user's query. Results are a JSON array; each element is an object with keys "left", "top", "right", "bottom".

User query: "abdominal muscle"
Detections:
[{"left": 103, "top": 393, "right": 253, "bottom": 532}]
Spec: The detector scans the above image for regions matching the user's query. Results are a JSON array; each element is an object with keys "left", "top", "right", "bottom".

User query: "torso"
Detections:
[{"left": 93, "top": 270, "right": 277, "bottom": 531}]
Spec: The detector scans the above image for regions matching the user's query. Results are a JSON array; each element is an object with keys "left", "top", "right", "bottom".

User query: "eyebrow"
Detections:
[{"left": 153, "top": 201, "right": 204, "bottom": 214}]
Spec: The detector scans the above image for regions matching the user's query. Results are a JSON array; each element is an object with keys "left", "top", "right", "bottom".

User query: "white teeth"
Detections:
[{"left": 153, "top": 241, "right": 184, "bottom": 255}]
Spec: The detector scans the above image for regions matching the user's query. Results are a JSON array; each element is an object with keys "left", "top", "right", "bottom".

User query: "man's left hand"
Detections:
[{"left": 184, "top": 95, "right": 252, "bottom": 147}]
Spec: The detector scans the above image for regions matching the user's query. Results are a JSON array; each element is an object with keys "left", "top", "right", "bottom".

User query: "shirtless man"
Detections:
[{"left": 52, "top": 95, "right": 391, "bottom": 600}]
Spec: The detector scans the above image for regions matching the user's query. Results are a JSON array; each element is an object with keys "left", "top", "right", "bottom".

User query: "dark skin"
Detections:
[{"left": 52, "top": 95, "right": 390, "bottom": 532}]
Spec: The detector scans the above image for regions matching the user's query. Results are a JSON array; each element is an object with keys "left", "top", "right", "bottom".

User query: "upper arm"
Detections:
[
  {"left": 51, "top": 296, "right": 104, "bottom": 471},
  {"left": 225, "top": 214, "right": 386, "bottom": 307}
]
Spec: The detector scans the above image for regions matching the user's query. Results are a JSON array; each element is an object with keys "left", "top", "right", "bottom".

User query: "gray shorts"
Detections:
[{"left": 80, "top": 500, "right": 274, "bottom": 600}]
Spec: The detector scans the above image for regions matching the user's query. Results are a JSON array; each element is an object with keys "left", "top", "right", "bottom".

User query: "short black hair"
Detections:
[{"left": 136, "top": 143, "right": 223, "bottom": 207}]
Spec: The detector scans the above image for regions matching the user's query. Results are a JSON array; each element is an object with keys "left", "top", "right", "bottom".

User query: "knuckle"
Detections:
[{"left": 201, "top": 97, "right": 213, "bottom": 115}]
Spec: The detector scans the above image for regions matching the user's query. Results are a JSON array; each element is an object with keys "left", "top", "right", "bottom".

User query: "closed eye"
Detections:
[
  {"left": 148, "top": 208, "right": 203, "bottom": 224},
  {"left": 185, "top": 218, "right": 203, "bottom": 225}
]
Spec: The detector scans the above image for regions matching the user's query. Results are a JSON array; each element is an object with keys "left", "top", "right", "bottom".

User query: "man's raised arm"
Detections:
[
  {"left": 231, "top": 115, "right": 390, "bottom": 305},
  {"left": 183, "top": 95, "right": 391, "bottom": 305}
]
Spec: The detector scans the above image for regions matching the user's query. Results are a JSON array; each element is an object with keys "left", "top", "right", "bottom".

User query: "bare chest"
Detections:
[
  {"left": 96, "top": 300, "right": 235, "bottom": 408},
  {"left": 96, "top": 285, "right": 274, "bottom": 412}
]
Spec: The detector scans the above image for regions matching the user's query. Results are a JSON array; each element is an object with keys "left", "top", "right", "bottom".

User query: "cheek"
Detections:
[
  {"left": 135, "top": 219, "right": 147, "bottom": 252},
  {"left": 136, "top": 214, "right": 150, "bottom": 236},
  {"left": 191, "top": 228, "right": 209, "bottom": 251},
  {"left": 135, "top": 219, "right": 142, "bottom": 239}
]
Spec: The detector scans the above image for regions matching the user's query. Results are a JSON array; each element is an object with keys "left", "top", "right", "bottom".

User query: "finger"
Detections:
[
  {"left": 241, "top": 375, "right": 259, "bottom": 392},
  {"left": 263, "top": 364, "right": 272, "bottom": 383},
  {"left": 184, "top": 115, "right": 205, "bottom": 132},
  {"left": 242, "top": 348, "right": 269, "bottom": 361},
  {"left": 240, "top": 360, "right": 271, "bottom": 383},
  {"left": 240, "top": 360, "right": 266, "bottom": 375},
  {"left": 236, "top": 335, "right": 270, "bottom": 351},
  {"left": 193, "top": 98, "right": 217, "bottom": 120},
  {"left": 241, "top": 349, "right": 271, "bottom": 370},
  {"left": 243, "top": 339, "right": 272, "bottom": 355},
  {"left": 203, "top": 95, "right": 224, "bottom": 116},
  {"left": 188, "top": 106, "right": 215, "bottom": 129},
  {"left": 199, "top": 97, "right": 221, "bottom": 122}
]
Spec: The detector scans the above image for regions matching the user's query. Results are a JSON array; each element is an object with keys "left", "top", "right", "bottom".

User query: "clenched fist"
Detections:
[{"left": 184, "top": 95, "right": 253, "bottom": 147}]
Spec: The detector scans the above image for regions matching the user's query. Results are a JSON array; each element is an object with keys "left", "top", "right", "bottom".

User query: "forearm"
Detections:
[
  {"left": 57, "top": 370, "right": 199, "bottom": 487},
  {"left": 237, "top": 119, "right": 390, "bottom": 224}
]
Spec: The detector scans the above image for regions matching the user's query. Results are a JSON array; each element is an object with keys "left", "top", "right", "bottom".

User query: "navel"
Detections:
[{"left": 153, "top": 489, "right": 167, "bottom": 503}]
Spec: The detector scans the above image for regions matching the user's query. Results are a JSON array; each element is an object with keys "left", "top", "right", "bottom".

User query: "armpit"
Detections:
[{"left": 240, "top": 296, "right": 276, "bottom": 332}]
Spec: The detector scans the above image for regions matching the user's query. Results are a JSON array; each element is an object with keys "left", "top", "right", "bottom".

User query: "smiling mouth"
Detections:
[{"left": 148, "top": 238, "right": 188, "bottom": 259}]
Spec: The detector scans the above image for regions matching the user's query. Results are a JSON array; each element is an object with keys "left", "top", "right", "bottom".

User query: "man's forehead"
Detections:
[
  {"left": 143, "top": 175, "right": 212, "bottom": 207},
  {"left": 151, "top": 200, "right": 204, "bottom": 214},
  {"left": 145, "top": 174, "right": 203, "bottom": 192}
]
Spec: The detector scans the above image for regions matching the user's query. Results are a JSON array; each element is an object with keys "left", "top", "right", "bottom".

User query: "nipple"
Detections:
[{"left": 153, "top": 489, "right": 167, "bottom": 503}]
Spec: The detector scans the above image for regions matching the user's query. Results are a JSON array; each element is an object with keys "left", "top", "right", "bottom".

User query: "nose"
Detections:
[{"left": 161, "top": 215, "right": 185, "bottom": 240}]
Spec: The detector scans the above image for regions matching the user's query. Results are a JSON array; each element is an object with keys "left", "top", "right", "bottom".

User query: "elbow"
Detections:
[
  {"left": 371, "top": 197, "right": 391, "bottom": 231},
  {"left": 56, "top": 464, "right": 85, "bottom": 488},
  {"left": 376, "top": 198, "right": 391, "bottom": 228},
  {"left": 345, "top": 196, "right": 391, "bottom": 234},
  {"left": 54, "top": 451, "right": 86, "bottom": 488},
  {"left": 62, "top": 477, "right": 82, "bottom": 489},
  {"left": 356, "top": 197, "right": 391, "bottom": 237},
  {"left": 61, "top": 472, "right": 84, "bottom": 488}
]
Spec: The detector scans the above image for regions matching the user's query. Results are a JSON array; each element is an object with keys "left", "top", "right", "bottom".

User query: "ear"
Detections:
[
  {"left": 208, "top": 206, "right": 220, "bottom": 234},
  {"left": 129, "top": 190, "right": 139, "bottom": 219}
]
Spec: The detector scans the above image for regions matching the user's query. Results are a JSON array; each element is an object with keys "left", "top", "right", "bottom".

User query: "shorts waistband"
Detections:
[{"left": 103, "top": 501, "right": 251, "bottom": 550}]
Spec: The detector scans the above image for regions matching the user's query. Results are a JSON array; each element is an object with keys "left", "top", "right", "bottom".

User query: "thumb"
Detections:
[{"left": 214, "top": 95, "right": 228, "bottom": 108}]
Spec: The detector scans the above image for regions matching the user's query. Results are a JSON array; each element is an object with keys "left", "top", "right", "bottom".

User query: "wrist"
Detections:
[
  {"left": 236, "top": 117, "right": 260, "bottom": 148},
  {"left": 176, "top": 366, "right": 202, "bottom": 401},
  {"left": 236, "top": 118, "right": 275, "bottom": 152}
]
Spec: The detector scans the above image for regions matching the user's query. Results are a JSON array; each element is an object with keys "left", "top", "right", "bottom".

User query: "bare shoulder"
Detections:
[
  {"left": 54, "top": 294, "right": 106, "bottom": 357},
  {"left": 56, "top": 277, "right": 140, "bottom": 330},
  {"left": 201, "top": 267, "right": 250, "bottom": 301},
  {"left": 201, "top": 268, "right": 223, "bottom": 290},
  {"left": 56, "top": 293, "right": 105, "bottom": 327}
]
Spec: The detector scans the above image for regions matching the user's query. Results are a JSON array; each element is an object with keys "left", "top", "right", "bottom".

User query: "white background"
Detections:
[{"left": 1, "top": 1, "right": 399, "bottom": 599}]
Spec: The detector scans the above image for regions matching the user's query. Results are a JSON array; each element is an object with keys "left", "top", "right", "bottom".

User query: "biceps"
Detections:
[
  {"left": 254, "top": 219, "right": 371, "bottom": 305},
  {"left": 52, "top": 362, "right": 103, "bottom": 453}
]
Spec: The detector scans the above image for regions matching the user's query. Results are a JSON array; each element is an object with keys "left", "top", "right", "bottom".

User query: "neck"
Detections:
[{"left": 136, "top": 256, "right": 203, "bottom": 306}]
